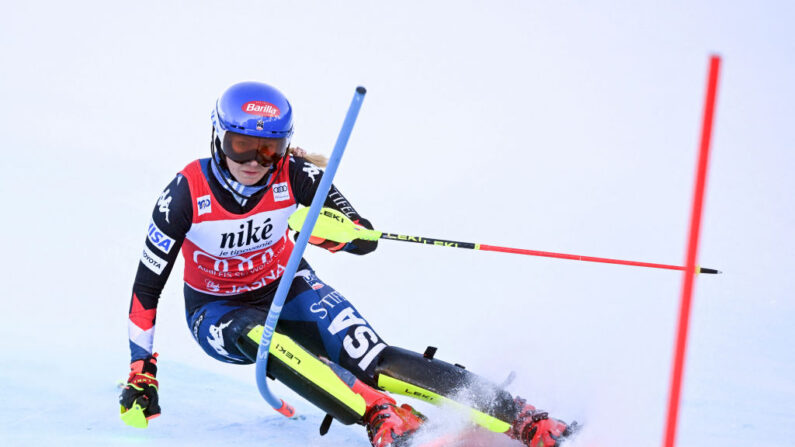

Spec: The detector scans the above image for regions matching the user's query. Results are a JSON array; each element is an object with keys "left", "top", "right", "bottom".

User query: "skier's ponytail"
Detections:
[{"left": 288, "top": 146, "right": 328, "bottom": 168}]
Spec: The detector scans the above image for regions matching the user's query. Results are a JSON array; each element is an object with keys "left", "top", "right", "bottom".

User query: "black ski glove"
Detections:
[
  {"left": 343, "top": 217, "right": 378, "bottom": 255},
  {"left": 297, "top": 217, "right": 378, "bottom": 255},
  {"left": 120, "top": 353, "right": 161, "bottom": 426}
]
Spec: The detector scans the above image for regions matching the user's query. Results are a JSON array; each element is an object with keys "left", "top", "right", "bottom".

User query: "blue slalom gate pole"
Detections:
[{"left": 255, "top": 86, "right": 367, "bottom": 417}]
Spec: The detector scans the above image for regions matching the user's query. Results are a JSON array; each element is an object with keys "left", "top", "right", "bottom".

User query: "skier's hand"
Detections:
[
  {"left": 295, "top": 212, "right": 377, "bottom": 255},
  {"left": 304, "top": 217, "right": 378, "bottom": 254},
  {"left": 344, "top": 217, "right": 378, "bottom": 255},
  {"left": 120, "top": 353, "right": 161, "bottom": 427}
]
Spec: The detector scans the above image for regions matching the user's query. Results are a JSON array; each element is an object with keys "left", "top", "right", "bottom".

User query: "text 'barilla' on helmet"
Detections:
[{"left": 211, "top": 81, "right": 294, "bottom": 167}]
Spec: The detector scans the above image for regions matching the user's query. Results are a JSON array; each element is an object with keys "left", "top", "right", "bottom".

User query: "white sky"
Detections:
[{"left": 1, "top": 1, "right": 793, "bottom": 446}]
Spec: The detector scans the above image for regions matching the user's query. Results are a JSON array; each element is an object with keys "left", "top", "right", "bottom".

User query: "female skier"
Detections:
[{"left": 119, "top": 81, "right": 574, "bottom": 447}]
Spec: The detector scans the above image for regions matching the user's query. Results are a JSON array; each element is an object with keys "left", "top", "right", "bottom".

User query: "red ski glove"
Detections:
[{"left": 120, "top": 354, "right": 161, "bottom": 426}]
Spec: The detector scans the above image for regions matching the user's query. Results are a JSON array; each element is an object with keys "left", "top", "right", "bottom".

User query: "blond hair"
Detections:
[{"left": 288, "top": 146, "right": 328, "bottom": 168}]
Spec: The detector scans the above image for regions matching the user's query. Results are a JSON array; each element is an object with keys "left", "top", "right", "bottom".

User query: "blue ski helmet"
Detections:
[{"left": 211, "top": 81, "right": 294, "bottom": 166}]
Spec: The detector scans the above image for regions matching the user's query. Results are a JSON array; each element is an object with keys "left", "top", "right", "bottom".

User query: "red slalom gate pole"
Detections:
[{"left": 663, "top": 55, "right": 721, "bottom": 447}]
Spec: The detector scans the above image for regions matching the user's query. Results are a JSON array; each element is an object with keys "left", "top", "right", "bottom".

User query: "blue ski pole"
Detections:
[{"left": 254, "top": 86, "right": 367, "bottom": 417}]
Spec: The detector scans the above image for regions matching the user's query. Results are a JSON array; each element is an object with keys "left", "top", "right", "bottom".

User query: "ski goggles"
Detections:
[{"left": 221, "top": 131, "right": 288, "bottom": 166}]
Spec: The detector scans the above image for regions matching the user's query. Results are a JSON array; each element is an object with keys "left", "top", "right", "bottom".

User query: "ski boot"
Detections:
[
  {"left": 355, "top": 380, "right": 426, "bottom": 447},
  {"left": 508, "top": 397, "right": 575, "bottom": 447}
]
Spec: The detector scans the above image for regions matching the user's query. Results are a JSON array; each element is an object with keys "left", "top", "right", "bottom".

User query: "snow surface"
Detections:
[{"left": 1, "top": 1, "right": 793, "bottom": 446}]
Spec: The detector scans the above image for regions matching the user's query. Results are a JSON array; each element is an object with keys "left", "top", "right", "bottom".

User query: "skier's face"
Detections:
[{"left": 226, "top": 157, "right": 269, "bottom": 185}]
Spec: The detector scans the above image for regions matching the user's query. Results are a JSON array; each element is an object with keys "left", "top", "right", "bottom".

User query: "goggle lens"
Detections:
[{"left": 222, "top": 132, "right": 288, "bottom": 166}]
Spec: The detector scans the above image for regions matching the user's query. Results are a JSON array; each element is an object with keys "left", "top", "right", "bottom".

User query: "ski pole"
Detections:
[
  {"left": 255, "top": 87, "right": 367, "bottom": 418},
  {"left": 288, "top": 207, "right": 721, "bottom": 274}
]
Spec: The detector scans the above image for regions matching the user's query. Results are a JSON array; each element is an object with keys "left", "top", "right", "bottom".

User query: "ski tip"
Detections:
[
  {"left": 120, "top": 402, "right": 149, "bottom": 429},
  {"left": 699, "top": 267, "right": 721, "bottom": 274},
  {"left": 356, "top": 86, "right": 367, "bottom": 94}
]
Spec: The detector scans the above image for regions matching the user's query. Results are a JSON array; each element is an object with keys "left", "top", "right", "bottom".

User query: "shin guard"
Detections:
[
  {"left": 374, "top": 346, "right": 518, "bottom": 433},
  {"left": 237, "top": 324, "right": 366, "bottom": 425}
]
